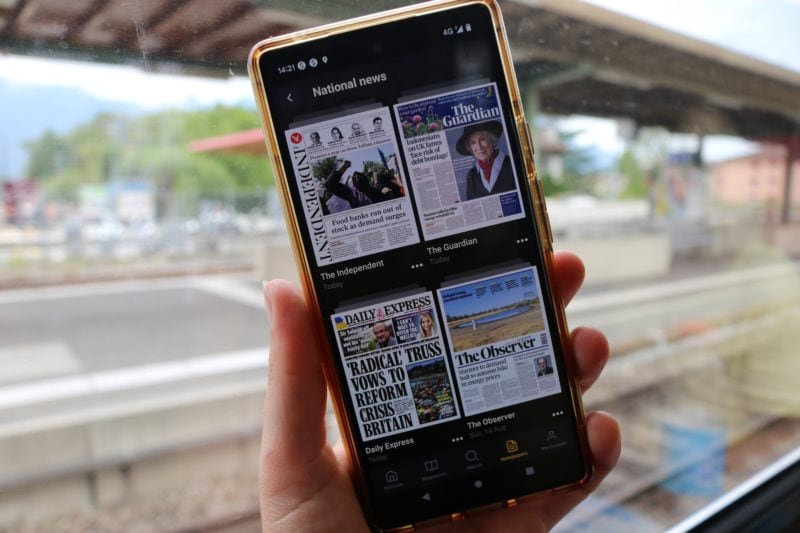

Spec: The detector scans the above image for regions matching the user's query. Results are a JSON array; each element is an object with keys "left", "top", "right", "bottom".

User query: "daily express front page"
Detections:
[
  {"left": 284, "top": 107, "right": 420, "bottom": 266},
  {"left": 331, "top": 291, "right": 460, "bottom": 441}
]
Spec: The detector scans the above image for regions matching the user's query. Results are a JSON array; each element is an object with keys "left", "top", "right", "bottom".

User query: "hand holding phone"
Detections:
[
  {"left": 259, "top": 252, "right": 620, "bottom": 531},
  {"left": 249, "top": 0, "right": 621, "bottom": 529}
]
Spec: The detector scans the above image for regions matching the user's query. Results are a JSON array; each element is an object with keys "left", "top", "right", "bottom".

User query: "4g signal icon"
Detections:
[{"left": 442, "top": 24, "right": 472, "bottom": 36}]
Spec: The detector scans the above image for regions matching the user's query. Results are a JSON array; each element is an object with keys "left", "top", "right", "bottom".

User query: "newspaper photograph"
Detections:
[
  {"left": 284, "top": 108, "right": 420, "bottom": 266},
  {"left": 331, "top": 292, "right": 460, "bottom": 441},
  {"left": 394, "top": 83, "right": 525, "bottom": 240},
  {"left": 437, "top": 266, "right": 560, "bottom": 417}
]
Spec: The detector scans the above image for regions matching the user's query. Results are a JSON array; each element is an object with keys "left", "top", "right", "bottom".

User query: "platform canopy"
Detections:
[{"left": 1, "top": 0, "right": 799, "bottom": 139}]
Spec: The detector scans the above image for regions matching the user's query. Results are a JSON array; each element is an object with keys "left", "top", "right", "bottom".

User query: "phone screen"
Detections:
[{"left": 252, "top": 2, "right": 588, "bottom": 528}]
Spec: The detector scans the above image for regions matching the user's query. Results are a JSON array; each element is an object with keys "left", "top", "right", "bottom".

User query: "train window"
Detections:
[{"left": 0, "top": 0, "right": 798, "bottom": 530}]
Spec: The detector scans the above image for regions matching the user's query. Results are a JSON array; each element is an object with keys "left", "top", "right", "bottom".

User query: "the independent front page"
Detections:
[{"left": 284, "top": 107, "right": 420, "bottom": 266}]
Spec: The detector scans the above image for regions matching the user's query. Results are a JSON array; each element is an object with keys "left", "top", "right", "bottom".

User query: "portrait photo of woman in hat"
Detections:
[{"left": 455, "top": 120, "right": 516, "bottom": 200}]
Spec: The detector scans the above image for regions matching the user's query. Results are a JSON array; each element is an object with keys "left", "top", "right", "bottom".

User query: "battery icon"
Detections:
[{"left": 465, "top": 23, "right": 472, "bottom": 32}]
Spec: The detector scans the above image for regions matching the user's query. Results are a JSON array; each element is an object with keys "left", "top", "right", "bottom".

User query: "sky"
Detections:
[
  {"left": 586, "top": 0, "right": 800, "bottom": 74},
  {"left": 1, "top": 0, "right": 798, "bottom": 175},
  {"left": 576, "top": 0, "right": 800, "bottom": 161},
  {"left": 0, "top": 56, "right": 254, "bottom": 109}
]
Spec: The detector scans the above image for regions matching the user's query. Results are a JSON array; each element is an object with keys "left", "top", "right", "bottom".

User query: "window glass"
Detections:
[{"left": 0, "top": 0, "right": 798, "bottom": 530}]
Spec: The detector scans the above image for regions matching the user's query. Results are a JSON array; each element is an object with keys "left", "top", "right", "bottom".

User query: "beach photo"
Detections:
[{"left": 439, "top": 267, "right": 545, "bottom": 352}]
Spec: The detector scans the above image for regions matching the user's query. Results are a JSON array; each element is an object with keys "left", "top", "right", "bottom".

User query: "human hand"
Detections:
[{"left": 259, "top": 251, "right": 621, "bottom": 532}]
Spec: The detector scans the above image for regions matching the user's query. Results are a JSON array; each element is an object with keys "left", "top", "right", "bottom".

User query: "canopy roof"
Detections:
[{"left": 1, "top": 0, "right": 799, "bottom": 138}]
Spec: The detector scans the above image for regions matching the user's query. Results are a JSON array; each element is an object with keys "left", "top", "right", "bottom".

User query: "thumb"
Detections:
[{"left": 261, "top": 279, "right": 329, "bottom": 468}]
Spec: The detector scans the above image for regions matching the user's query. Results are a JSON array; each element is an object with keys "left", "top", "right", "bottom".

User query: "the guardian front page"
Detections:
[{"left": 394, "top": 83, "right": 526, "bottom": 240}]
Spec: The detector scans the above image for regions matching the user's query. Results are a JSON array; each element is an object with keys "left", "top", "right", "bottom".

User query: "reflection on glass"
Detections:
[{"left": 0, "top": 0, "right": 799, "bottom": 531}]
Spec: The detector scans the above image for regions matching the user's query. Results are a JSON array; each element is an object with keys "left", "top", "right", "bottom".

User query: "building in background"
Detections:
[
  {"left": 710, "top": 144, "right": 800, "bottom": 206},
  {"left": 1, "top": 180, "right": 39, "bottom": 226}
]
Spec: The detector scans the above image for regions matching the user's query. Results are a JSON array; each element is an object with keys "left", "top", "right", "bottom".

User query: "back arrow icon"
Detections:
[{"left": 287, "top": 93, "right": 293, "bottom": 102}]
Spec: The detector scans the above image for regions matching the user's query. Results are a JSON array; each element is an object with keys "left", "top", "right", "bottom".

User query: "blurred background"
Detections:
[{"left": 0, "top": 0, "right": 799, "bottom": 531}]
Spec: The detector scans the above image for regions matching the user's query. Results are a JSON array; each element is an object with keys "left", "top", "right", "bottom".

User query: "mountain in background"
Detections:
[
  {"left": 0, "top": 80, "right": 144, "bottom": 179},
  {"left": 0, "top": 79, "right": 256, "bottom": 180}
]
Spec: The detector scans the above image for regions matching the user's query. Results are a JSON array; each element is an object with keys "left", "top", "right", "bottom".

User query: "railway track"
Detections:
[{"left": 2, "top": 262, "right": 799, "bottom": 532}]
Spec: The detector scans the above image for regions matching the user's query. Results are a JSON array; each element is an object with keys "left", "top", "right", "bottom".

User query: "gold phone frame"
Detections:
[{"left": 248, "top": 0, "right": 592, "bottom": 529}]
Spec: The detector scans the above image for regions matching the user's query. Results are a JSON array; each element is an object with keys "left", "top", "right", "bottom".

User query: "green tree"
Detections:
[
  {"left": 362, "top": 160, "right": 385, "bottom": 179},
  {"left": 183, "top": 105, "right": 260, "bottom": 135},
  {"left": 559, "top": 130, "right": 599, "bottom": 194},
  {"left": 619, "top": 149, "right": 648, "bottom": 198},
  {"left": 615, "top": 127, "right": 672, "bottom": 199},
  {"left": 24, "top": 130, "right": 70, "bottom": 180},
  {"left": 312, "top": 156, "right": 338, "bottom": 182},
  {"left": 175, "top": 155, "right": 237, "bottom": 195},
  {"left": 23, "top": 105, "right": 275, "bottom": 207},
  {"left": 183, "top": 105, "right": 273, "bottom": 191},
  {"left": 63, "top": 113, "right": 124, "bottom": 184},
  {"left": 532, "top": 118, "right": 601, "bottom": 196},
  {"left": 538, "top": 172, "right": 569, "bottom": 197}
]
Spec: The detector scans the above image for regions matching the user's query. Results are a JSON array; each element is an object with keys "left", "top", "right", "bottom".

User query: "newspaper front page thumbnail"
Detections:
[
  {"left": 437, "top": 266, "right": 560, "bottom": 417},
  {"left": 284, "top": 107, "right": 420, "bottom": 266},
  {"left": 394, "top": 83, "right": 526, "bottom": 241},
  {"left": 332, "top": 291, "right": 461, "bottom": 441}
]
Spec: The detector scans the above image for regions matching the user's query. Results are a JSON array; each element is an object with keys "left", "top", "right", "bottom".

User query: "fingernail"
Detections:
[{"left": 262, "top": 280, "right": 273, "bottom": 323}]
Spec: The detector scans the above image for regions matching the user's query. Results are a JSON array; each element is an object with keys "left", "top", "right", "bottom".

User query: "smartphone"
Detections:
[{"left": 248, "top": 0, "right": 591, "bottom": 529}]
